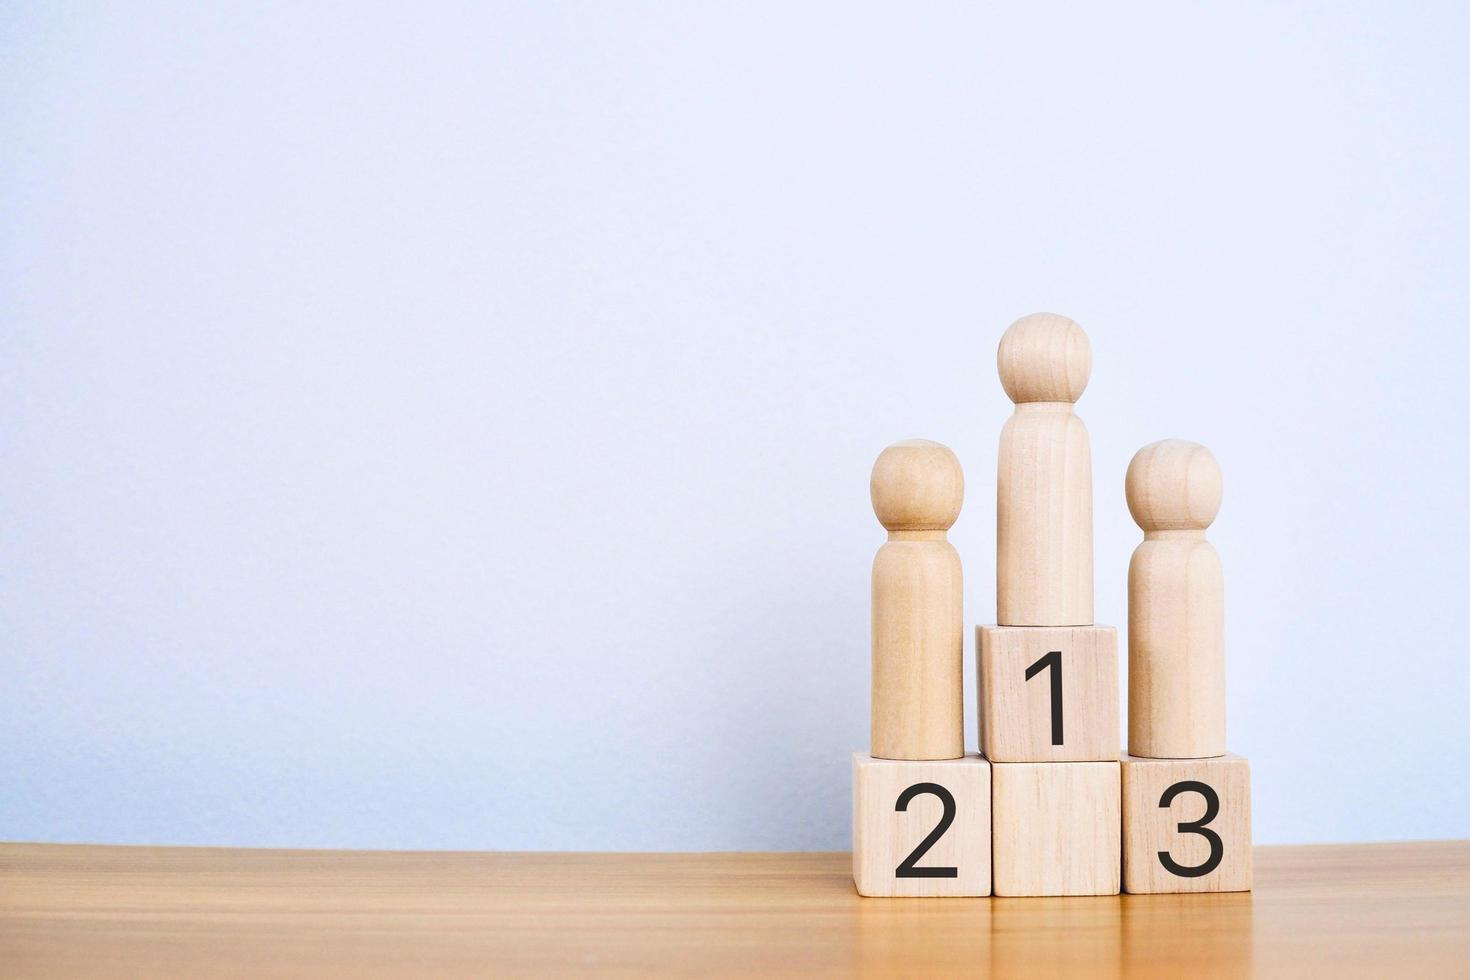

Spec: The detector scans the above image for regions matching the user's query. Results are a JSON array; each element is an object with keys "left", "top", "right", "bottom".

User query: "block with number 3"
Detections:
[
  {"left": 1122, "top": 753, "right": 1252, "bottom": 893},
  {"left": 852, "top": 753, "right": 992, "bottom": 897},
  {"left": 977, "top": 625, "right": 1119, "bottom": 762}
]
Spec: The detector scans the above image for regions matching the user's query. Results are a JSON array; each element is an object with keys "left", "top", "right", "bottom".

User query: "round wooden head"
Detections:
[
  {"left": 870, "top": 439, "right": 964, "bottom": 532},
  {"left": 996, "top": 312, "right": 1091, "bottom": 404},
  {"left": 1126, "top": 439, "right": 1222, "bottom": 532}
]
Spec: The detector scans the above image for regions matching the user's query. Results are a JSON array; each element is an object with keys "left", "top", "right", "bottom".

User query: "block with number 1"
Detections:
[
  {"left": 1122, "top": 753, "right": 1251, "bottom": 893},
  {"left": 977, "top": 625, "right": 1118, "bottom": 763}
]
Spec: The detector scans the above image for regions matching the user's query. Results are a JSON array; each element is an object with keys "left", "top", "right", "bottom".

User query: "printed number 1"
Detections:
[{"left": 1025, "top": 650, "right": 1064, "bottom": 745}]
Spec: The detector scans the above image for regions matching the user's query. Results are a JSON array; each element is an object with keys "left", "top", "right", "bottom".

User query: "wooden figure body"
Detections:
[
  {"left": 870, "top": 439, "right": 964, "bottom": 761},
  {"left": 1126, "top": 439, "right": 1226, "bottom": 759},
  {"left": 996, "top": 313, "right": 1094, "bottom": 627}
]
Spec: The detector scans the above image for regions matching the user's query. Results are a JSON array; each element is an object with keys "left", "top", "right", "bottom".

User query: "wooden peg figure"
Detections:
[
  {"left": 870, "top": 439, "right": 964, "bottom": 761},
  {"left": 996, "top": 313, "right": 1094, "bottom": 627},
  {"left": 1126, "top": 440, "right": 1226, "bottom": 759}
]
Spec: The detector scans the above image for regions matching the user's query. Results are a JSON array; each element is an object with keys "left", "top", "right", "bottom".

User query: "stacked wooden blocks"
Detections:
[
  {"left": 853, "top": 313, "right": 1252, "bottom": 899},
  {"left": 854, "top": 439, "right": 989, "bottom": 896},
  {"left": 983, "top": 314, "right": 1120, "bottom": 897}
]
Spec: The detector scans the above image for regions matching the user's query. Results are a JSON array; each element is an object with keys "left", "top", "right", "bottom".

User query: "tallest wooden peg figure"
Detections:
[
  {"left": 981, "top": 314, "right": 1118, "bottom": 896},
  {"left": 996, "top": 313, "right": 1094, "bottom": 626}
]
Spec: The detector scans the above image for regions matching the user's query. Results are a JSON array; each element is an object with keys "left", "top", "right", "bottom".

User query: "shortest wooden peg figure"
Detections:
[{"left": 1121, "top": 440, "right": 1251, "bottom": 894}]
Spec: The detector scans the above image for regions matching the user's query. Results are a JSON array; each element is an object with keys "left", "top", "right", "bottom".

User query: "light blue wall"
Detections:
[{"left": 3, "top": 2, "right": 1467, "bottom": 850}]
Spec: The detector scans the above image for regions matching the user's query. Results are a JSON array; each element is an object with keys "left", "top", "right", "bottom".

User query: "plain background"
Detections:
[{"left": 4, "top": 3, "right": 1468, "bottom": 851}]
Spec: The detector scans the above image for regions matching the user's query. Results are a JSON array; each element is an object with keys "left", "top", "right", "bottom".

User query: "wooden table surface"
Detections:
[{"left": 3, "top": 840, "right": 1468, "bottom": 977}]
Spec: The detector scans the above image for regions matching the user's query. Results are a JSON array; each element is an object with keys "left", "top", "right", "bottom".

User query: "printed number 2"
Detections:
[
  {"left": 1025, "top": 650, "right": 1064, "bottom": 745},
  {"left": 894, "top": 783, "right": 958, "bottom": 878},
  {"left": 1158, "top": 780, "right": 1224, "bottom": 877}
]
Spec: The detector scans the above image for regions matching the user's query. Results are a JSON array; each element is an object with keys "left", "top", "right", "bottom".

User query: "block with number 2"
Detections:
[{"left": 852, "top": 753, "right": 992, "bottom": 897}]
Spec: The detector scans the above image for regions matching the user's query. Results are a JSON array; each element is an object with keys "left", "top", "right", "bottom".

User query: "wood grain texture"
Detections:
[
  {"left": 992, "top": 760, "right": 1121, "bottom": 897},
  {"left": 1123, "top": 752, "right": 1251, "bottom": 894},
  {"left": 870, "top": 439, "right": 965, "bottom": 760},
  {"left": 995, "top": 313, "right": 1094, "bottom": 627},
  {"left": 977, "top": 624, "right": 1119, "bottom": 762},
  {"left": 1126, "top": 439, "right": 1226, "bottom": 759},
  {"left": 851, "top": 752, "right": 991, "bottom": 896},
  {"left": 3, "top": 842, "right": 1469, "bottom": 977}
]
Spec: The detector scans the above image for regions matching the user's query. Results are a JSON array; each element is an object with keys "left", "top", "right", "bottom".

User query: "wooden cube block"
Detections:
[
  {"left": 992, "top": 760, "right": 1120, "bottom": 896},
  {"left": 977, "top": 625, "right": 1119, "bottom": 762},
  {"left": 852, "top": 752, "right": 992, "bottom": 897},
  {"left": 1122, "top": 752, "right": 1251, "bottom": 893}
]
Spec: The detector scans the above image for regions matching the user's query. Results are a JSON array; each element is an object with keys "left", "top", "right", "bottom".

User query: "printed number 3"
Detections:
[
  {"left": 1158, "top": 780, "right": 1224, "bottom": 877},
  {"left": 894, "top": 783, "right": 958, "bottom": 879}
]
